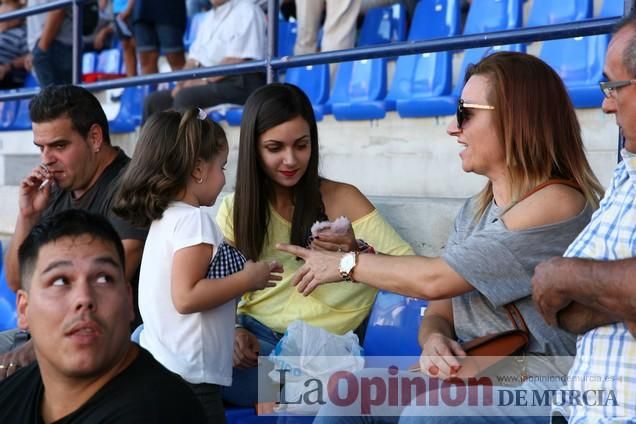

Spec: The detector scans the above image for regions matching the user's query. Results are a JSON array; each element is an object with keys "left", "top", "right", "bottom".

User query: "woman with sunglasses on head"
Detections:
[
  {"left": 216, "top": 82, "right": 414, "bottom": 406},
  {"left": 280, "top": 51, "right": 604, "bottom": 418}
]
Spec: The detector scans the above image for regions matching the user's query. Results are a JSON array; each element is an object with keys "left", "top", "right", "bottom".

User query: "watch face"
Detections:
[{"left": 340, "top": 252, "right": 355, "bottom": 272}]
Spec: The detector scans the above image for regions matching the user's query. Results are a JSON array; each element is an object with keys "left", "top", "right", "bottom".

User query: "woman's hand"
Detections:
[
  {"left": 233, "top": 328, "right": 259, "bottom": 368},
  {"left": 276, "top": 244, "right": 342, "bottom": 295},
  {"left": 419, "top": 333, "right": 466, "bottom": 380},
  {"left": 311, "top": 222, "right": 358, "bottom": 253}
]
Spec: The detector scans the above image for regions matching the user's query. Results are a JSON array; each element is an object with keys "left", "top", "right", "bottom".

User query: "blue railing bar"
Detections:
[
  {"left": 0, "top": 16, "right": 619, "bottom": 102},
  {"left": 270, "top": 17, "right": 619, "bottom": 69},
  {"left": 0, "top": 59, "right": 268, "bottom": 101},
  {"left": 72, "top": 0, "right": 84, "bottom": 85},
  {"left": 267, "top": 0, "right": 280, "bottom": 83},
  {"left": 0, "top": 0, "right": 76, "bottom": 22}
]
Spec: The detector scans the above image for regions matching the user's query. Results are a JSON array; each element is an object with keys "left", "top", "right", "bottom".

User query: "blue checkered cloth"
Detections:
[{"left": 206, "top": 241, "right": 247, "bottom": 279}]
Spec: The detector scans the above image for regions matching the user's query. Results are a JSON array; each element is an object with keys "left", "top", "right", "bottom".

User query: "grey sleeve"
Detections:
[{"left": 442, "top": 231, "right": 532, "bottom": 308}]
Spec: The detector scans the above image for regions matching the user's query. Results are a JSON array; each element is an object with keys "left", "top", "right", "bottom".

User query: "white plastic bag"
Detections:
[{"left": 268, "top": 320, "right": 364, "bottom": 414}]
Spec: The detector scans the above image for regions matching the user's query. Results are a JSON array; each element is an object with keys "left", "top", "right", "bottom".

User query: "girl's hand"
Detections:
[
  {"left": 310, "top": 222, "right": 358, "bottom": 253},
  {"left": 419, "top": 333, "right": 466, "bottom": 379},
  {"left": 243, "top": 260, "right": 283, "bottom": 291}
]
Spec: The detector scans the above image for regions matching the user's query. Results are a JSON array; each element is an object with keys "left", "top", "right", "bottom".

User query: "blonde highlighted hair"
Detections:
[{"left": 464, "top": 52, "right": 604, "bottom": 218}]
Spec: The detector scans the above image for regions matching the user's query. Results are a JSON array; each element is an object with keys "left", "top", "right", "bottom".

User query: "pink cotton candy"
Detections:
[{"left": 310, "top": 216, "right": 351, "bottom": 237}]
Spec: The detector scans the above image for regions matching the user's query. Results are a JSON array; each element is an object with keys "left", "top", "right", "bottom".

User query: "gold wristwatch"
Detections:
[{"left": 339, "top": 251, "right": 359, "bottom": 282}]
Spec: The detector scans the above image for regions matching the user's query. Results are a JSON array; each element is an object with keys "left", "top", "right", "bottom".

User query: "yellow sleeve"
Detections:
[
  {"left": 352, "top": 209, "right": 414, "bottom": 256},
  {"left": 215, "top": 193, "right": 235, "bottom": 243}
]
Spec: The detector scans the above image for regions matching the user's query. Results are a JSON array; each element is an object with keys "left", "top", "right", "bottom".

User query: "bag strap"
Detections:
[
  {"left": 518, "top": 179, "right": 581, "bottom": 204},
  {"left": 500, "top": 179, "right": 581, "bottom": 218},
  {"left": 504, "top": 303, "right": 529, "bottom": 334}
]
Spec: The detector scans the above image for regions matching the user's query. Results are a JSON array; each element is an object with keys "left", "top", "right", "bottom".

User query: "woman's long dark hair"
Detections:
[{"left": 234, "top": 83, "right": 322, "bottom": 260}]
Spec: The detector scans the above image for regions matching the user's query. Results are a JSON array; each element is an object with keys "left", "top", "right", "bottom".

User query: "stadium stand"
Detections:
[{"left": 329, "top": 0, "right": 444, "bottom": 120}]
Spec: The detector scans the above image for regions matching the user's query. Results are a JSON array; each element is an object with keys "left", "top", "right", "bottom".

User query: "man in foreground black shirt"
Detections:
[{"left": 0, "top": 210, "right": 205, "bottom": 423}]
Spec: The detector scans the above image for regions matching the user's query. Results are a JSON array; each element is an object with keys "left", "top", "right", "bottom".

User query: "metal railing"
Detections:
[{"left": 0, "top": 0, "right": 632, "bottom": 103}]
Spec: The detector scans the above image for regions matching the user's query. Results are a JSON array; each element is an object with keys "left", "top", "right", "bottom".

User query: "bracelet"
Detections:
[{"left": 357, "top": 239, "right": 376, "bottom": 254}]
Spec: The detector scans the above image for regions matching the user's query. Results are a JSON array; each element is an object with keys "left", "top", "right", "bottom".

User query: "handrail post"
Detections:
[
  {"left": 267, "top": 0, "right": 280, "bottom": 83},
  {"left": 71, "top": 0, "right": 84, "bottom": 85}
]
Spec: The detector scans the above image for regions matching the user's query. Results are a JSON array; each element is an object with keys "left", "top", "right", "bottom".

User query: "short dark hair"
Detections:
[
  {"left": 29, "top": 85, "right": 111, "bottom": 145},
  {"left": 18, "top": 209, "right": 125, "bottom": 290}
]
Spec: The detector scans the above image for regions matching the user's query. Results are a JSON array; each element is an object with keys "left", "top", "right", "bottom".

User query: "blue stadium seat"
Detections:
[
  {"left": 362, "top": 290, "right": 428, "bottom": 370},
  {"left": 8, "top": 98, "right": 32, "bottom": 130},
  {"left": 278, "top": 16, "right": 297, "bottom": 57},
  {"left": 109, "top": 85, "right": 156, "bottom": 133},
  {"left": 82, "top": 51, "right": 99, "bottom": 83},
  {"left": 540, "top": 35, "right": 608, "bottom": 108},
  {"left": 599, "top": 0, "right": 623, "bottom": 17},
  {"left": 463, "top": 0, "right": 523, "bottom": 34},
  {"left": 392, "top": 51, "right": 454, "bottom": 118},
  {"left": 396, "top": 44, "right": 524, "bottom": 118},
  {"left": 527, "top": 0, "right": 602, "bottom": 108},
  {"left": 391, "top": 0, "right": 522, "bottom": 118},
  {"left": 95, "top": 48, "right": 124, "bottom": 80},
  {"left": 284, "top": 64, "right": 330, "bottom": 120},
  {"left": 526, "top": 0, "right": 592, "bottom": 27},
  {"left": 0, "top": 100, "right": 18, "bottom": 131},
  {"left": 331, "top": 0, "right": 459, "bottom": 121},
  {"left": 225, "top": 107, "right": 243, "bottom": 126},
  {"left": 409, "top": 0, "right": 461, "bottom": 40},
  {"left": 183, "top": 11, "right": 207, "bottom": 51},
  {"left": 331, "top": 58, "right": 391, "bottom": 120},
  {"left": 0, "top": 243, "right": 17, "bottom": 332},
  {"left": 3, "top": 73, "right": 40, "bottom": 131},
  {"left": 0, "top": 73, "right": 38, "bottom": 131},
  {"left": 357, "top": 3, "right": 407, "bottom": 46}
]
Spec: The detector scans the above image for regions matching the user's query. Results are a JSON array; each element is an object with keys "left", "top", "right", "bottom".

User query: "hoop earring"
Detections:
[{"left": 197, "top": 177, "right": 203, "bottom": 184}]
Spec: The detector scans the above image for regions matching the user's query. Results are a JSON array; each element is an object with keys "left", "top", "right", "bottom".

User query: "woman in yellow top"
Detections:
[{"left": 217, "top": 83, "right": 413, "bottom": 406}]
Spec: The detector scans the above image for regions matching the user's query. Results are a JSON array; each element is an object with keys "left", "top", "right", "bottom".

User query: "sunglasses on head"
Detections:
[{"left": 456, "top": 99, "right": 495, "bottom": 129}]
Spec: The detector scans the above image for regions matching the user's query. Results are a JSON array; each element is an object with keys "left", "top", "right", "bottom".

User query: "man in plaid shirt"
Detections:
[{"left": 532, "top": 14, "right": 636, "bottom": 424}]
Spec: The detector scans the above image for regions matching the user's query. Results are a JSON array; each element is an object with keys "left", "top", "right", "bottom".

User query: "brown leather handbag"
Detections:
[{"left": 455, "top": 303, "right": 529, "bottom": 379}]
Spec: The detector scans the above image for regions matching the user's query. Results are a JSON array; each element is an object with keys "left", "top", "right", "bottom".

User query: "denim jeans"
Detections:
[
  {"left": 222, "top": 314, "right": 284, "bottom": 407},
  {"left": 32, "top": 39, "right": 73, "bottom": 86}
]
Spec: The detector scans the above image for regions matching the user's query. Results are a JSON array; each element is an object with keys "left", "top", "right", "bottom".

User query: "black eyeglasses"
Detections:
[
  {"left": 599, "top": 79, "right": 636, "bottom": 98},
  {"left": 456, "top": 99, "right": 495, "bottom": 129}
]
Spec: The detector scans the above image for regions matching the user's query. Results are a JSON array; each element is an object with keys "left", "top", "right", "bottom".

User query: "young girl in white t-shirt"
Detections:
[{"left": 113, "top": 108, "right": 282, "bottom": 422}]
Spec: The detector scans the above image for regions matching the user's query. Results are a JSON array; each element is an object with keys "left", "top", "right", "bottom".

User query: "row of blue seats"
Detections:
[
  {"left": 213, "top": 0, "right": 621, "bottom": 124},
  {"left": 0, "top": 0, "right": 622, "bottom": 132}
]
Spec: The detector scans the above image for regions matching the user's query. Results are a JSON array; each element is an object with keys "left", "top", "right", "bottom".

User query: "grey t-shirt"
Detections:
[{"left": 442, "top": 197, "right": 594, "bottom": 357}]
